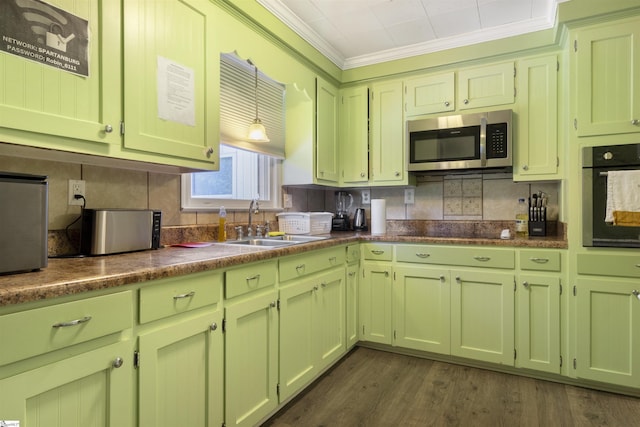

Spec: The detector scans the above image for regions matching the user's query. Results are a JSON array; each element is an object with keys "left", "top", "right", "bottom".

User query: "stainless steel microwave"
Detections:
[{"left": 407, "top": 109, "right": 512, "bottom": 173}]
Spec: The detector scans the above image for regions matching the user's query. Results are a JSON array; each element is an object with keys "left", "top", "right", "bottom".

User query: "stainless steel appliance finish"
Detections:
[
  {"left": 407, "top": 109, "right": 512, "bottom": 173},
  {"left": 0, "top": 172, "right": 48, "bottom": 274},
  {"left": 333, "top": 191, "right": 353, "bottom": 231},
  {"left": 353, "top": 208, "right": 367, "bottom": 231},
  {"left": 81, "top": 209, "right": 161, "bottom": 255},
  {"left": 582, "top": 144, "right": 640, "bottom": 247}
]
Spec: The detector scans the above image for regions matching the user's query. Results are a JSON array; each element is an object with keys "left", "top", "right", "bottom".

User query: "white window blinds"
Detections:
[{"left": 220, "top": 53, "right": 286, "bottom": 159}]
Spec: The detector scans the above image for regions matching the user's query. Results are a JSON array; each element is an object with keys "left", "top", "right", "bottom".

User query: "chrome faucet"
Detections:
[{"left": 247, "top": 198, "right": 260, "bottom": 237}]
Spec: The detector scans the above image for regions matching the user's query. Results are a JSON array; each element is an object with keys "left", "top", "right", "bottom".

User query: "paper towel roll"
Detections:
[{"left": 371, "top": 199, "right": 386, "bottom": 235}]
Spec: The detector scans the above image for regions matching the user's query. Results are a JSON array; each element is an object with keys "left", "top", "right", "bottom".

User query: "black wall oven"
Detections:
[{"left": 582, "top": 143, "right": 640, "bottom": 247}]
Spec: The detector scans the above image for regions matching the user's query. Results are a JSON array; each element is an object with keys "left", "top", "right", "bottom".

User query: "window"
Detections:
[{"left": 181, "top": 53, "right": 285, "bottom": 211}]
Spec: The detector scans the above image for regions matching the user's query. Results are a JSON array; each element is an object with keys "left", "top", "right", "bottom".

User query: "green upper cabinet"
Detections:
[
  {"left": 339, "top": 85, "right": 369, "bottom": 184},
  {"left": 404, "top": 72, "right": 455, "bottom": 116},
  {"left": 513, "top": 54, "right": 559, "bottom": 181},
  {"left": 574, "top": 16, "right": 640, "bottom": 137},
  {"left": 316, "top": 77, "right": 340, "bottom": 184},
  {"left": 123, "top": 0, "right": 218, "bottom": 169},
  {"left": 458, "top": 62, "right": 515, "bottom": 110},
  {"left": 370, "top": 80, "right": 409, "bottom": 185},
  {"left": 0, "top": 0, "right": 121, "bottom": 145}
]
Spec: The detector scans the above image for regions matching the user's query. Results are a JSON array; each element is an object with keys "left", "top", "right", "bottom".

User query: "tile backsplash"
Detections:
[{"left": 0, "top": 152, "right": 560, "bottom": 235}]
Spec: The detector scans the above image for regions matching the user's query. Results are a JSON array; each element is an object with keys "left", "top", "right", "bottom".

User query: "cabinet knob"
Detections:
[
  {"left": 360, "top": 172, "right": 366, "bottom": 177},
  {"left": 210, "top": 322, "right": 218, "bottom": 331},
  {"left": 632, "top": 119, "right": 639, "bottom": 126},
  {"left": 104, "top": 124, "right": 113, "bottom": 133},
  {"left": 112, "top": 357, "right": 124, "bottom": 369},
  {"left": 522, "top": 165, "right": 529, "bottom": 171},
  {"left": 463, "top": 99, "right": 469, "bottom": 105},
  {"left": 395, "top": 171, "right": 400, "bottom": 177},
  {"left": 439, "top": 275, "right": 445, "bottom": 282},
  {"left": 270, "top": 301, "right": 277, "bottom": 308},
  {"left": 204, "top": 146, "right": 214, "bottom": 158},
  {"left": 522, "top": 281, "right": 530, "bottom": 289},
  {"left": 444, "top": 101, "right": 450, "bottom": 107},
  {"left": 632, "top": 290, "right": 640, "bottom": 300},
  {"left": 455, "top": 276, "right": 461, "bottom": 283}
]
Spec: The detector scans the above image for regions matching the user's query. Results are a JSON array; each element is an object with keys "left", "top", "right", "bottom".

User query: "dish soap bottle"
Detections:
[
  {"left": 218, "top": 206, "right": 227, "bottom": 242},
  {"left": 515, "top": 198, "right": 528, "bottom": 237}
]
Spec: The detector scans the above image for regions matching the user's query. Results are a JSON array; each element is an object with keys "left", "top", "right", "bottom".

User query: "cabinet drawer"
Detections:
[
  {"left": 362, "top": 243, "right": 393, "bottom": 261},
  {"left": 396, "top": 245, "right": 514, "bottom": 269},
  {"left": 0, "top": 291, "right": 132, "bottom": 366},
  {"left": 139, "top": 271, "right": 222, "bottom": 323},
  {"left": 519, "top": 250, "right": 561, "bottom": 272},
  {"left": 577, "top": 253, "right": 640, "bottom": 278},
  {"left": 279, "top": 246, "right": 345, "bottom": 282},
  {"left": 226, "top": 260, "right": 277, "bottom": 299}
]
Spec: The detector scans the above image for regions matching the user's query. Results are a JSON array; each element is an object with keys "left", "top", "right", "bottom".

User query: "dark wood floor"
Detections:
[{"left": 263, "top": 347, "right": 640, "bottom": 427}]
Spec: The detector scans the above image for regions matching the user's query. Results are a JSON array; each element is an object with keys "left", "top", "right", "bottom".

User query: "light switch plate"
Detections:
[
  {"left": 283, "top": 193, "right": 293, "bottom": 208},
  {"left": 404, "top": 188, "right": 415, "bottom": 204}
]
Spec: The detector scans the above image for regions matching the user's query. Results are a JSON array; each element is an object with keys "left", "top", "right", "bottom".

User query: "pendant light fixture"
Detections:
[{"left": 247, "top": 60, "right": 270, "bottom": 142}]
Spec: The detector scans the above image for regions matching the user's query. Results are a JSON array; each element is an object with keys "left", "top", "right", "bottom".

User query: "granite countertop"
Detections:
[{"left": 0, "top": 232, "right": 566, "bottom": 308}]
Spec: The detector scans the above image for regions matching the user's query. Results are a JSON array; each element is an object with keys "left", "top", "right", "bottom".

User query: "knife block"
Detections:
[{"left": 528, "top": 221, "right": 546, "bottom": 236}]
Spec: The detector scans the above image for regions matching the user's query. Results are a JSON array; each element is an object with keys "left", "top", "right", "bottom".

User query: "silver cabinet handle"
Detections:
[
  {"left": 395, "top": 171, "right": 400, "bottom": 177},
  {"left": 348, "top": 272, "right": 356, "bottom": 277},
  {"left": 321, "top": 282, "right": 327, "bottom": 288},
  {"left": 328, "top": 256, "right": 337, "bottom": 263},
  {"left": 112, "top": 357, "right": 124, "bottom": 368},
  {"left": 473, "top": 256, "right": 491, "bottom": 262},
  {"left": 360, "top": 172, "right": 366, "bottom": 177},
  {"left": 522, "top": 165, "right": 529, "bottom": 171},
  {"left": 416, "top": 253, "right": 430, "bottom": 258},
  {"left": 313, "top": 285, "right": 319, "bottom": 291},
  {"left": 296, "top": 264, "right": 306, "bottom": 272},
  {"left": 173, "top": 291, "right": 195, "bottom": 300},
  {"left": 270, "top": 301, "right": 277, "bottom": 308},
  {"left": 463, "top": 99, "right": 469, "bottom": 104},
  {"left": 371, "top": 250, "right": 385, "bottom": 255},
  {"left": 522, "top": 281, "right": 529, "bottom": 289},
  {"left": 246, "top": 274, "right": 261, "bottom": 282},
  {"left": 444, "top": 101, "right": 450, "bottom": 107},
  {"left": 632, "top": 119, "right": 639, "bottom": 125},
  {"left": 52, "top": 315, "right": 92, "bottom": 328},
  {"left": 632, "top": 290, "right": 640, "bottom": 300},
  {"left": 529, "top": 257, "right": 549, "bottom": 263},
  {"left": 104, "top": 124, "right": 113, "bottom": 133},
  {"left": 210, "top": 322, "right": 218, "bottom": 331},
  {"left": 371, "top": 270, "right": 389, "bottom": 277},
  {"left": 439, "top": 275, "right": 445, "bottom": 282},
  {"left": 455, "top": 276, "right": 461, "bottom": 283},
  {"left": 204, "top": 146, "right": 214, "bottom": 158}
]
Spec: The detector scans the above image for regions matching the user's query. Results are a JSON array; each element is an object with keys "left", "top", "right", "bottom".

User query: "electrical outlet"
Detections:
[
  {"left": 404, "top": 188, "right": 415, "bottom": 204},
  {"left": 361, "top": 190, "right": 371, "bottom": 205},
  {"left": 283, "top": 193, "right": 293, "bottom": 208},
  {"left": 68, "top": 179, "right": 86, "bottom": 206}
]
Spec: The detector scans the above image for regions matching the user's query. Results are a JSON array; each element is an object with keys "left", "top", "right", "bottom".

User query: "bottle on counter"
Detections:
[
  {"left": 218, "top": 206, "right": 227, "bottom": 242},
  {"left": 515, "top": 198, "right": 529, "bottom": 237}
]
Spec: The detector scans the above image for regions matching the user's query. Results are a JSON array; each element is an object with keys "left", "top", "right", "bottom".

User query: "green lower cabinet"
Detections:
[
  {"left": 516, "top": 274, "right": 561, "bottom": 374},
  {"left": 138, "top": 310, "right": 223, "bottom": 427},
  {"left": 576, "top": 278, "right": 640, "bottom": 388},
  {"left": 224, "top": 291, "right": 279, "bottom": 427},
  {"left": 394, "top": 266, "right": 451, "bottom": 354},
  {"left": 450, "top": 269, "right": 515, "bottom": 365},
  {"left": 279, "top": 269, "right": 346, "bottom": 402},
  {"left": 0, "top": 340, "right": 133, "bottom": 427},
  {"left": 360, "top": 262, "right": 393, "bottom": 344},
  {"left": 346, "top": 263, "right": 360, "bottom": 348}
]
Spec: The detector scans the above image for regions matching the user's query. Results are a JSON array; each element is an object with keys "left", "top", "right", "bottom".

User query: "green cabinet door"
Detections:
[
  {"left": 360, "top": 262, "right": 393, "bottom": 345},
  {"left": 316, "top": 77, "right": 340, "bottom": 183},
  {"left": 279, "top": 279, "right": 317, "bottom": 402},
  {"left": 574, "top": 17, "right": 640, "bottom": 136},
  {"left": 458, "top": 62, "right": 515, "bottom": 110},
  {"left": 346, "top": 263, "right": 360, "bottom": 348},
  {"left": 451, "top": 269, "right": 515, "bottom": 365},
  {"left": 516, "top": 274, "right": 561, "bottom": 374},
  {"left": 0, "top": 0, "right": 121, "bottom": 145},
  {"left": 339, "top": 85, "right": 369, "bottom": 183},
  {"left": 370, "top": 80, "right": 408, "bottom": 185},
  {"left": 576, "top": 278, "right": 640, "bottom": 388},
  {"left": 394, "top": 266, "right": 451, "bottom": 354},
  {"left": 123, "top": 0, "right": 218, "bottom": 168},
  {"left": 0, "top": 340, "right": 133, "bottom": 427},
  {"left": 514, "top": 54, "right": 559, "bottom": 180},
  {"left": 404, "top": 72, "right": 455, "bottom": 116},
  {"left": 316, "top": 269, "right": 346, "bottom": 370},
  {"left": 138, "top": 310, "right": 223, "bottom": 427},
  {"left": 225, "top": 290, "right": 279, "bottom": 427}
]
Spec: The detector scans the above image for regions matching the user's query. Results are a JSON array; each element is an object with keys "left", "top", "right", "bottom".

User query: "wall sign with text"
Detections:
[{"left": 0, "top": 0, "right": 89, "bottom": 76}]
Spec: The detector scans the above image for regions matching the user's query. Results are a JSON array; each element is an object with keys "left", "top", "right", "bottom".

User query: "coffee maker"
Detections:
[{"left": 332, "top": 191, "right": 353, "bottom": 231}]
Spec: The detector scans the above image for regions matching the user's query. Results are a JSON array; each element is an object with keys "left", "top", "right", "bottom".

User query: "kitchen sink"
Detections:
[{"left": 222, "top": 235, "right": 330, "bottom": 247}]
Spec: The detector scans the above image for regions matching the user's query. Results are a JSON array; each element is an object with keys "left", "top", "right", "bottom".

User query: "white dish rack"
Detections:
[{"left": 276, "top": 212, "right": 333, "bottom": 235}]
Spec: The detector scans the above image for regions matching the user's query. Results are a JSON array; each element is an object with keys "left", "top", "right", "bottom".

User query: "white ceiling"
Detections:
[{"left": 257, "top": 0, "right": 569, "bottom": 69}]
